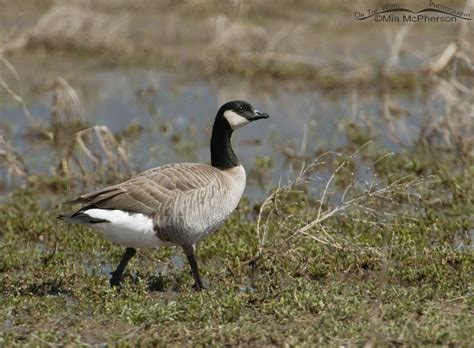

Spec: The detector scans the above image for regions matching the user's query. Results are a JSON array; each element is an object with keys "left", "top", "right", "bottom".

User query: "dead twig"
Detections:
[{"left": 249, "top": 143, "right": 431, "bottom": 264}]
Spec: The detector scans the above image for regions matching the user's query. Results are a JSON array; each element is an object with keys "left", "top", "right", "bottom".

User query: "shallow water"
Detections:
[
  {"left": 0, "top": 67, "right": 431, "bottom": 200},
  {"left": 0, "top": 0, "right": 464, "bottom": 200}
]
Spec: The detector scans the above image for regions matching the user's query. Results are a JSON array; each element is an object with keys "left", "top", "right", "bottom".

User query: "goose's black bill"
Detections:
[{"left": 251, "top": 110, "right": 269, "bottom": 121}]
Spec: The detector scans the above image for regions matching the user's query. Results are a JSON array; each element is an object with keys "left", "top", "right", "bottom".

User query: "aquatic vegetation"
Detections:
[
  {"left": 0, "top": 147, "right": 472, "bottom": 339},
  {"left": 1, "top": 132, "right": 472, "bottom": 345},
  {"left": 0, "top": 134, "right": 28, "bottom": 187}
]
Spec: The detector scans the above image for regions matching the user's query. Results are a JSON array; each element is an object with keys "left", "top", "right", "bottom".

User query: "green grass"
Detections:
[
  {"left": 1, "top": 1, "right": 472, "bottom": 344},
  {"left": 0, "top": 139, "right": 473, "bottom": 346}
]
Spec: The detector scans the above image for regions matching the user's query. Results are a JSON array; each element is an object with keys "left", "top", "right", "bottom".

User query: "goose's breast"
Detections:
[
  {"left": 206, "top": 165, "right": 246, "bottom": 229},
  {"left": 165, "top": 165, "right": 246, "bottom": 244}
]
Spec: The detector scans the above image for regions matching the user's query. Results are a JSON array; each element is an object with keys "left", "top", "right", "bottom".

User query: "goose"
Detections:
[{"left": 59, "top": 100, "right": 269, "bottom": 290}]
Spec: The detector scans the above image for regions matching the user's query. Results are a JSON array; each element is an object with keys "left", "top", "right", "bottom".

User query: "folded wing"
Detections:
[{"left": 64, "top": 163, "right": 221, "bottom": 216}]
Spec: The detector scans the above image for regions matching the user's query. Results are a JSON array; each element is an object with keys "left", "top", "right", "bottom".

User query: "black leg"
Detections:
[
  {"left": 182, "top": 245, "right": 206, "bottom": 290},
  {"left": 110, "top": 247, "right": 136, "bottom": 287}
]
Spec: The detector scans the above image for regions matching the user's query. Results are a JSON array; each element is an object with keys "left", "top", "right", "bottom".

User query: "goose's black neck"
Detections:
[{"left": 211, "top": 117, "right": 239, "bottom": 169}]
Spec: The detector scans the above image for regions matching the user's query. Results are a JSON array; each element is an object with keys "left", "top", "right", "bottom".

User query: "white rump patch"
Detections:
[
  {"left": 84, "top": 209, "right": 166, "bottom": 249},
  {"left": 224, "top": 110, "right": 249, "bottom": 130}
]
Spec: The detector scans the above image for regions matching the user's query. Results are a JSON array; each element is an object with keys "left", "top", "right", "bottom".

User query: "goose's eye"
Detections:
[{"left": 238, "top": 106, "right": 244, "bottom": 112}]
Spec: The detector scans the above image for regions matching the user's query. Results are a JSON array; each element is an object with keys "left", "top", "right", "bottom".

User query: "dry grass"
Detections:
[
  {"left": 426, "top": 75, "right": 474, "bottom": 163},
  {"left": 252, "top": 144, "right": 433, "bottom": 263},
  {"left": 1, "top": 5, "right": 133, "bottom": 56},
  {"left": 384, "top": 1, "right": 473, "bottom": 161},
  {"left": 2, "top": 0, "right": 469, "bottom": 91},
  {"left": 75, "top": 125, "right": 131, "bottom": 180},
  {"left": 202, "top": 14, "right": 338, "bottom": 81},
  {"left": 0, "top": 72, "right": 35, "bottom": 124},
  {"left": 0, "top": 134, "right": 28, "bottom": 186},
  {"left": 49, "top": 77, "right": 132, "bottom": 183},
  {"left": 51, "top": 77, "right": 86, "bottom": 175},
  {"left": 0, "top": 58, "right": 132, "bottom": 189}
]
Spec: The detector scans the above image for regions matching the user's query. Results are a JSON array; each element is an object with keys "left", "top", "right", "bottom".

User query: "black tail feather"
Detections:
[{"left": 58, "top": 212, "right": 109, "bottom": 224}]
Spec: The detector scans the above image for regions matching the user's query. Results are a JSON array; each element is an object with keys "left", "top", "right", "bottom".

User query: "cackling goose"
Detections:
[{"left": 59, "top": 100, "right": 269, "bottom": 289}]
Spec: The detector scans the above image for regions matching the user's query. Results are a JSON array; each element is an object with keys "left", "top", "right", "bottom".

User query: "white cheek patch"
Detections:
[{"left": 224, "top": 110, "right": 250, "bottom": 130}]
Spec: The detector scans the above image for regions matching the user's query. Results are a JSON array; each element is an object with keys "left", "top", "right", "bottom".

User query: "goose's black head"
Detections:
[
  {"left": 211, "top": 100, "right": 269, "bottom": 169},
  {"left": 217, "top": 100, "right": 269, "bottom": 131}
]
